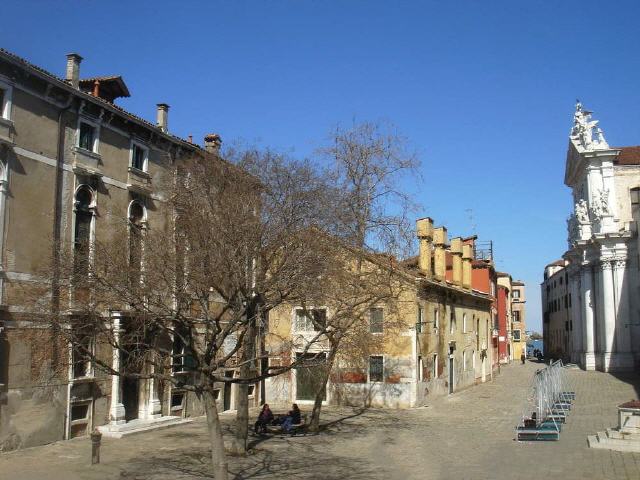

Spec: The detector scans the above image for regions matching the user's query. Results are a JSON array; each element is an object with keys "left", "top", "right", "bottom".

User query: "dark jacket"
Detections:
[
  {"left": 289, "top": 409, "right": 301, "bottom": 424},
  {"left": 259, "top": 408, "right": 274, "bottom": 423}
]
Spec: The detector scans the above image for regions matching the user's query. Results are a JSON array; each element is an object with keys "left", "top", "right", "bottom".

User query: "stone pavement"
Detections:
[{"left": 1, "top": 360, "right": 640, "bottom": 480}]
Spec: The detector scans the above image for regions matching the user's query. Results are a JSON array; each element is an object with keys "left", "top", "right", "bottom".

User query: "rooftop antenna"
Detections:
[{"left": 465, "top": 208, "right": 477, "bottom": 236}]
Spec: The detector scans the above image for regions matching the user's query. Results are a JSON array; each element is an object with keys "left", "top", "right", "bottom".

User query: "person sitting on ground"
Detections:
[
  {"left": 282, "top": 403, "right": 302, "bottom": 433},
  {"left": 254, "top": 403, "right": 274, "bottom": 434}
]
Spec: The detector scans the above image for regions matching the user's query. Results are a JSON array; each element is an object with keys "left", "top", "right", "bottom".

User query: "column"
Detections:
[
  {"left": 581, "top": 266, "right": 596, "bottom": 370},
  {"left": 109, "top": 312, "right": 126, "bottom": 425},
  {"left": 600, "top": 261, "right": 616, "bottom": 370},
  {"left": 147, "top": 367, "right": 162, "bottom": 419},
  {"left": 613, "top": 259, "right": 634, "bottom": 368}
]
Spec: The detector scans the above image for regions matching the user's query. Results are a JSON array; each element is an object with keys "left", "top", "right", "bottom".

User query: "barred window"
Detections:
[{"left": 369, "top": 355, "right": 383, "bottom": 382}]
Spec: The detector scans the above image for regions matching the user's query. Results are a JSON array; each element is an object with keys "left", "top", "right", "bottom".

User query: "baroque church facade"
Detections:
[{"left": 559, "top": 102, "right": 640, "bottom": 371}]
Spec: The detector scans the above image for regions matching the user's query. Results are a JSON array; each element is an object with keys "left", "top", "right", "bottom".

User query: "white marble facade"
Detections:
[{"left": 563, "top": 102, "right": 640, "bottom": 371}]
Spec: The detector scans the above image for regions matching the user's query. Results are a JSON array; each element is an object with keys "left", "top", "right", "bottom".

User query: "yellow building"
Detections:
[
  {"left": 511, "top": 281, "right": 527, "bottom": 360},
  {"left": 264, "top": 218, "right": 495, "bottom": 408}
]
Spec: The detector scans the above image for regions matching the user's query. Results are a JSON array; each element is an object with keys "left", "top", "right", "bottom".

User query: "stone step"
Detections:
[
  {"left": 587, "top": 435, "right": 601, "bottom": 448},
  {"left": 98, "top": 416, "right": 192, "bottom": 439}
]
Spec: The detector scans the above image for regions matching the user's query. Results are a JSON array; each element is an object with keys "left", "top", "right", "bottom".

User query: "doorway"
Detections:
[
  {"left": 122, "top": 377, "right": 139, "bottom": 421},
  {"left": 296, "top": 352, "right": 326, "bottom": 401},
  {"left": 448, "top": 356, "right": 454, "bottom": 394}
]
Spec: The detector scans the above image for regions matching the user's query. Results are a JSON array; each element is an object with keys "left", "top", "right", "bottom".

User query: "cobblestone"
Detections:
[{"left": 1, "top": 361, "right": 639, "bottom": 479}]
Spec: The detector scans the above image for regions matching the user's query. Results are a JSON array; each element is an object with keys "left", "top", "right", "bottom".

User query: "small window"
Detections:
[
  {"left": 171, "top": 391, "right": 185, "bottom": 410},
  {"left": 450, "top": 309, "right": 456, "bottom": 334},
  {"left": 131, "top": 143, "right": 148, "bottom": 171},
  {"left": 79, "top": 122, "right": 96, "bottom": 152},
  {"left": 0, "top": 82, "right": 12, "bottom": 120},
  {"left": 462, "top": 313, "right": 467, "bottom": 333},
  {"left": 513, "top": 311, "right": 520, "bottom": 323},
  {"left": 418, "top": 355, "right": 423, "bottom": 381},
  {"left": 513, "top": 289, "right": 520, "bottom": 299},
  {"left": 248, "top": 385, "right": 255, "bottom": 396},
  {"left": 434, "top": 308, "right": 439, "bottom": 329},
  {"left": 369, "top": 355, "right": 383, "bottom": 382},
  {"left": 513, "top": 329, "right": 521, "bottom": 341},
  {"left": 369, "top": 307, "right": 383, "bottom": 334}
]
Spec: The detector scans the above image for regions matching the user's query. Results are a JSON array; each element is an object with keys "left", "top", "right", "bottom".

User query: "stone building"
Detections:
[
  {"left": 541, "top": 260, "right": 571, "bottom": 361},
  {"left": 545, "top": 102, "right": 640, "bottom": 371},
  {"left": 0, "top": 49, "right": 246, "bottom": 451},
  {"left": 264, "top": 218, "right": 496, "bottom": 409}
]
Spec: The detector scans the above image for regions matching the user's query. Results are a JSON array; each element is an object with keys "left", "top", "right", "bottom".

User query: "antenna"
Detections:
[{"left": 465, "top": 208, "right": 477, "bottom": 235}]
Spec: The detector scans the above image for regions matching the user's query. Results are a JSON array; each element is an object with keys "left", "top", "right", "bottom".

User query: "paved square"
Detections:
[{"left": 1, "top": 361, "right": 639, "bottom": 479}]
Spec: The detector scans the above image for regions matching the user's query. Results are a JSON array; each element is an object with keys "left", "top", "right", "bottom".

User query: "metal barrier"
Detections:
[{"left": 516, "top": 360, "right": 575, "bottom": 442}]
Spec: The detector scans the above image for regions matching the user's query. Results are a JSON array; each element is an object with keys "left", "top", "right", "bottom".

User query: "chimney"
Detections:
[
  {"left": 66, "top": 53, "right": 83, "bottom": 89},
  {"left": 156, "top": 103, "right": 169, "bottom": 133},
  {"left": 451, "top": 237, "right": 463, "bottom": 286},
  {"left": 462, "top": 243, "right": 473, "bottom": 290},
  {"left": 204, "top": 133, "right": 222, "bottom": 154},
  {"left": 433, "top": 227, "right": 448, "bottom": 281},
  {"left": 416, "top": 217, "right": 433, "bottom": 277}
]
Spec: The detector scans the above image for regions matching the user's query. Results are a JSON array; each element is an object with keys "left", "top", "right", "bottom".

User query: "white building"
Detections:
[{"left": 560, "top": 102, "right": 640, "bottom": 371}]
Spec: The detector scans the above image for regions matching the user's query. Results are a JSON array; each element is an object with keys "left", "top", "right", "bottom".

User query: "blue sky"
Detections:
[{"left": 3, "top": 0, "right": 640, "bottom": 332}]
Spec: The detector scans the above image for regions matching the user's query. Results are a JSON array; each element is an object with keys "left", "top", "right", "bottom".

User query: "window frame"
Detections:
[
  {"left": 368, "top": 355, "right": 384, "bottom": 383},
  {"left": 130, "top": 140, "right": 149, "bottom": 173},
  {"left": 432, "top": 353, "right": 438, "bottom": 379},
  {"left": 434, "top": 307, "right": 439, "bottom": 330},
  {"left": 73, "top": 184, "right": 96, "bottom": 278},
  {"left": 0, "top": 79, "right": 13, "bottom": 121},
  {"left": 513, "top": 329, "right": 521, "bottom": 342},
  {"left": 369, "top": 307, "right": 384, "bottom": 334},
  {"left": 76, "top": 117, "right": 100, "bottom": 154}
]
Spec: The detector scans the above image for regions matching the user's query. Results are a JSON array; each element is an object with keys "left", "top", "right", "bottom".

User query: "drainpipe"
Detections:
[{"left": 53, "top": 93, "right": 74, "bottom": 439}]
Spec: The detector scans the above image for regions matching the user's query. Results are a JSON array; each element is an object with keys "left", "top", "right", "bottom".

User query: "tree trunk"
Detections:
[
  {"left": 233, "top": 303, "right": 257, "bottom": 455},
  {"left": 202, "top": 388, "right": 228, "bottom": 480},
  {"left": 308, "top": 345, "right": 338, "bottom": 432}
]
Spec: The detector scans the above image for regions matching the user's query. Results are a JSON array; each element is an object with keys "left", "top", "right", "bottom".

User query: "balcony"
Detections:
[
  {"left": 72, "top": 146, "right": 101, "bottom": 171},
  {"left": 127, "top": 167, "right": 152, "bottom": 195}
]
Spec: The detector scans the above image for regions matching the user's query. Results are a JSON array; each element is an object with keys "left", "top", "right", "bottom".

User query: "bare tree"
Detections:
[
  {"left": 306, "top": 120, "right": 420, "bottom": 431},
  {"left": 31, "top": 148, "right": 338, "bottom": 479}
]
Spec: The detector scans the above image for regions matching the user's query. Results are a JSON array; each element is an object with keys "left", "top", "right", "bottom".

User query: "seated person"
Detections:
[
  {"left": 254, "top": 404, "right": 274, "bottom": 434},
  {"left": 282, "top": 403, "right": 302, "bottom": 433}
]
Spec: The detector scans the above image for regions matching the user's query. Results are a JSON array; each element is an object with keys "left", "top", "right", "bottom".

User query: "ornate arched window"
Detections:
[
  {"left": 128, "top": 200, "right": 146, "bottom": 284},
  {"left": 74, "top": 185, "right": 94, "bottom": 276}
]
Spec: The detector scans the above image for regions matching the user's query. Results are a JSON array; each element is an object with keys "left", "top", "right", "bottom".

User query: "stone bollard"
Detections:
[{"left": 91, "top": 428, "right": 102, "bottom": 465}]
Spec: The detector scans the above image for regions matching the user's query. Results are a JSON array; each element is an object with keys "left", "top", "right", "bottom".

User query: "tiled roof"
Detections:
[
  {"left": 615, "top": 146, "right": 640, "bottom": 165},
  {"left": 0, "top": 48, "right": 198, "bottom": 150}
]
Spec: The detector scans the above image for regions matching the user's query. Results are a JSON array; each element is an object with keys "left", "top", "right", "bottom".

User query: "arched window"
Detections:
[
  {"left": 74, "top": 185, "right": 94, "bottom": 276},
  {"left": 128, "top": 200, "right": 146, "bottom": 285}
]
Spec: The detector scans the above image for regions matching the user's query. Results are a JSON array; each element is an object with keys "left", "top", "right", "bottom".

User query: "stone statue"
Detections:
[
  {"left": 571, "top": 100, "right": 609, "bottom": 150},
  {"left": 575, "top": 199, "right": 589, "bottom": 223}
]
